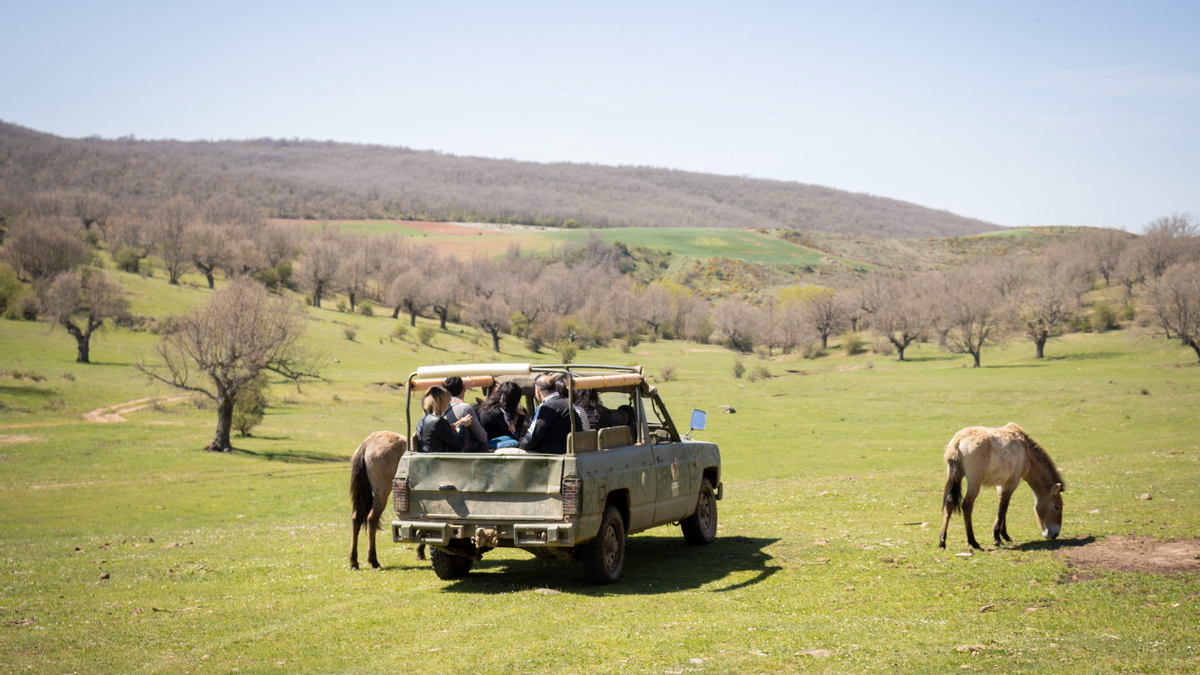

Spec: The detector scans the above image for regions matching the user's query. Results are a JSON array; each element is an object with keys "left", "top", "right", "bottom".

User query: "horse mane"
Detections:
[{"left": 1008, "top": 423, "right": 1064, "bottom": 491}]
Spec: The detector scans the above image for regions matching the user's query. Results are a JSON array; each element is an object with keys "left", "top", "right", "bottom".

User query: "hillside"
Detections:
[{"left": 0, "top": 120, "right": 999, "bottom": 238}]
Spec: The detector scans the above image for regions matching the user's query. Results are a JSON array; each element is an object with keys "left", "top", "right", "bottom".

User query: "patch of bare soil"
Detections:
[
  {"left": 0, "top": 434, "right": 40, "bottom": 443},
  {"left": 1063, "top": 536, "right": 1200, "bottom": 580},
  {"left": 84, "top": 396, "right": 191, "bottom": 423}
]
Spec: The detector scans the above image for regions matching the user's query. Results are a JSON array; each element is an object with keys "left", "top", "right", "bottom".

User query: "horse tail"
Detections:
[
  {"left": 942, "top": 450, "right": 964, "bottom": 516},
  {"left": 349, "top": 444, "right": 375, "bottom": 529}
]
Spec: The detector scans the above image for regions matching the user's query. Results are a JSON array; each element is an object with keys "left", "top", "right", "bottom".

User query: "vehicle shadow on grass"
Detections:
[{"left": 436, "top": 535, "right": 782, "bottom": 596}]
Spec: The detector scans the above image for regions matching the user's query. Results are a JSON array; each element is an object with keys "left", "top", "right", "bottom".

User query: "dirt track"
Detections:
[{"left": 84, "top": 396, "right": 191, "bottom": 423}]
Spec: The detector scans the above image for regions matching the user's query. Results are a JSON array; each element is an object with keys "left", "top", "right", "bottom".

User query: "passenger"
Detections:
[
  {"left": 617, "top": 404, "right": 637, "bottom": 437},
  {"left": 572, "top": 387, "right": 607, "bottom": 430},
  {"left": 520, "top": 374, "right": 582, "bottom": 454},
  {"left": 415, "top": 385, "right": 472, "bottom": 453},
  {"left": 555, "top": 375, "right": 591, "bottom": 432},
  {"left": 442, "top": 376, "right": 486, "bottom": 452},
  {"left": 477, "top": 381, "right": 527, "bottom": 449}
]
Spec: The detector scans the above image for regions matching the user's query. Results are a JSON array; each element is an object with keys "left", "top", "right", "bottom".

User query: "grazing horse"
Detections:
[
  {"left": 349, "top": 431, "right": 424, "bottom": 569},
  {"left": 938, "top": 423, "right": 1064, "bottom": 550}
]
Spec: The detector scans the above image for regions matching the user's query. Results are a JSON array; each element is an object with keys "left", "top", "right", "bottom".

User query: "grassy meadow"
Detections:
[{"left": 2, "top": 260, "right": 1199, "bottom": 674}]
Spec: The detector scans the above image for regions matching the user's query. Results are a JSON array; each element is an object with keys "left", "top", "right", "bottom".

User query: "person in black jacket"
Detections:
[
  {"left": 477, "top": 381, "right": 527, "bottom": 449},
  {"left": 415, "top": 385, "right": 473, "bottom": 453},
  {"left": 520, "top": 375, "right": 581, "bottom": 454}
]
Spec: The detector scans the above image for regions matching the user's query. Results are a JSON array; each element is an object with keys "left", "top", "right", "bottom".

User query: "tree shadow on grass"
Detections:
[
  {"left": 434, "top": 535, "right": 782, "bottom": 596},
  {"left": 234, "top": 447, "right": 347, "bottom": 463},
  {"left": 1013, "top": 535, "right": 1096, "bottom": 552},
  {"left": 1044, "top": 352, "right": 1127, "bottom": 362},
  {"left": 0, "top": 383, "right": 59, "bottom": 398}
]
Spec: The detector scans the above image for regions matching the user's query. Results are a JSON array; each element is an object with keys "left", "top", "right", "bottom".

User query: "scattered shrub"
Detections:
[
  {"left": 391, "top": 324, "right": 409, "bottom": 341},
  {"left": 112, "top": 246, "right": 142, "bottom": 273},
  {"left": 60, "top": 372, "right": 75, "bottom": 381},
  {"left": 732, "top": 359, "right": 745, "bottom": 379},
  {"left": 336, "top": 298, "right": 350, "bottom": 313},
  {"left": 754, "top": 345, "right": 772, "bottom": 360},
  {"left": 343, "top": 326, "right": 358, "bottom": 341},
  {"left": 233, "top": 374, "right": 268, "bottom": 437},
  {"left": 801, "top": 342, "right": 825, "bottom": 360},
  {"left": 524, "top": 333, "right": 544, "bottom": 353},
  {"left": 358, "top": 301, "right": 375, "bottom": 317},
  {"left": 1123, "top": 303, "right": 1136, "bottom": 322},
  {"left": 619, "top": 338, "right": 633, "bottom": 354},
  {"left": 0, "top": 263, "right": 23, "bottom": 315},
  {"left": 43, "top": 398, "right": 65, "bottom": 412},
  {"left": 1092, "top": 301, "right": 1120, "bottom": 333},
  {"left": 841, "top": 331, "right": 866, "bottom": 356},
  {"left": 659, "top": 362, "right": 677, "bottom": 382},
  {"left": 747, "top": 365, "right": 771, "bottom": 382},
  {"left": 871, "top": 335, "right": 895, "bottom": 356},
  {"left": 556, "top": 340, "right": 577, "bottom": 364},
  {"left": 417, "top": 325, "right": 437, "bottom": 347}
]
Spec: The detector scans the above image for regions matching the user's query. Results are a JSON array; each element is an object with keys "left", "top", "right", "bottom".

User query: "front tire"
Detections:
[
  {"left": 681, "top": 479, "right": 717, "bottom": 545},
  {"left": 582, "top": 504, "right": 626, "bottom": 585},
  {"left": 430, "top": 548, "right": 473, "bottom": 580}
]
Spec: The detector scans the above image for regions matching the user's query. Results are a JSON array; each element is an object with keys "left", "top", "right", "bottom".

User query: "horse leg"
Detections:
[
  {"left": 962, "top": 481, "right": 983, "bottom": 550},
  {"left": 993, "top": 487, "right": 1014, "bottom": 547},
  {"left": 938, "top": 504, "right": 953, "bottom": 549},
  {"left": 416, "top": 544, "right": 426, "bottom": 560},
  {"left": 367, "top": 491, "right": 389, "bottom": 570},
  {"left": 350, "top": 512, "right": 363, "bottom": 570}
]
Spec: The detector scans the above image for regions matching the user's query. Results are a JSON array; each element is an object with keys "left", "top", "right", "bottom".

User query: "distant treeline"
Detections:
[{"left": 0, "top": 120, "right": 998, "bottom": 239}]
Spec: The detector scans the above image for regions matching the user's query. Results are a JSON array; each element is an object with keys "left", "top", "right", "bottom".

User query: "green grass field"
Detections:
[
  {"left": 2, "top": 264, "right": 1199, "bottom": 673},
  {"left": 300, "top": 220, "right": 868, "bottom": 269}
]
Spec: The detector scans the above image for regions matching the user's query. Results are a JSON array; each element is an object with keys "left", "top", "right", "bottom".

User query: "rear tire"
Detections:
[
  {"left": 681, "top": 479, "right": 717, "bottom": 545},
  {"left": 430, "top": 548, "right": 473, "bottom": 580},
  {"left": 582, "top": 504, "right": 625, "bottom": 585}
]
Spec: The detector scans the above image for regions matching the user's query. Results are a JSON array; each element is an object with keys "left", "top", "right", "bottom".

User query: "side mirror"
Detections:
[{"left": 689, "top": 409, "right": 706, "bottom": 433}]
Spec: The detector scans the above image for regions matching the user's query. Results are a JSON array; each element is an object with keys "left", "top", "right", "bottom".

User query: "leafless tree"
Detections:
[
  {"left": 1020, "top": 255, "right": 1089, "bottom": 358},
  {"left": 466, "top": 295, "right": 511, "bottom": 352},
  {"left": 935, "top": 268, "right": 1011, "bottom": 367},
  {"left": 108, "top": 216, "right": 158, "bottom": 273},
  {"left": 427, "top": 270, "right": 463, "bottom": 329},
  {"left": 1141, "top": 213, "right": 1197, "bottom": 280},
  {"left": 298, "top": 235, "right": 341, "bottom": 307},
  {"left": 387, "top": 268, "right": 430, "bottom": 325},
  {"left": 802, "top": 289, "right": 846, "bottom": 349},
  {"left": 869, "top": 274, "right": 935, "bottom": 361},
  {"left": 1146, "top": 261, "right": 1200, "bottom": 362},
  {"left": 712, "top": 299, "right": 760, "bottom": 352},
  {"left": 187, "top": 223, "right": 233, "bottom": 289},
  {"left": 71, "top": 191, "right": 115, "bottom": 232},
  {"left": 41, "top": 269, "right": 129, "bottom": 363},
  {"left": 771, "top": 297, "right": 812, "bottom": 354},
  {"left": 1077, "top": 228, "right": 1129, "bottom": 286},
  {"left": 156, "top": 195, "right": 196, "bottom": 285},
  {"left": 2, "top": 217, "right": 88, "bottom": 281},
  {"left": 640, "top": 283, "right": 673, "bottom": 337},
  {"left": 257, "top": 222, "right": 300, "bottom": 267},
  {"left": 335, "top": 236, "right": 371, "bottom": 311},
  {"left": 137, "top": 278, "right": 320, "bottom": 452}
]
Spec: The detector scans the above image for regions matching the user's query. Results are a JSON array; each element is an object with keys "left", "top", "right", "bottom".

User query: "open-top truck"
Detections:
[{"left": 391, "top": 363, "right": 721, "bottom": 584}]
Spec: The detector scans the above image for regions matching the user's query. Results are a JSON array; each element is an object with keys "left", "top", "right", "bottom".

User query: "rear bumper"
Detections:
[{"left": 393, "top": 520, "right": 577, "bottom": 548}]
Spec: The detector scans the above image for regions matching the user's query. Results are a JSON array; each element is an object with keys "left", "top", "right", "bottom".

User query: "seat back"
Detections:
[
  {"left": 597, "top": 425, "right": 634, "bottom": 450},
  {"left": 568, "top": 430, "right": 599, "bottom": 454}
]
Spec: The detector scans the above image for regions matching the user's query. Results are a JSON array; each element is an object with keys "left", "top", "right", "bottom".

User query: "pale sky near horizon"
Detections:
[{"left": 2, "top": 1, "right": 1198, "bottom": 231}]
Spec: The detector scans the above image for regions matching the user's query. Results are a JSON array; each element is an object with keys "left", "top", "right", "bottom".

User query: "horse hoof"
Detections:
[{"left": 350, "top": 563, "right": 359, "bottom": 570}]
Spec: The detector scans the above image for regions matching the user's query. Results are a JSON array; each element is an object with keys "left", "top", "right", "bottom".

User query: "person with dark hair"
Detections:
[
  {"left": 554, "top": 375, "right": 591, "bottom": 432},
  {"left": 477, "top": 381, "right": 527, "bottom": 449},
  {"left": 520, "top": 374, "right": 581, "bottom": 454},
  {"left": 442, "top": 376, "right": 486, "bottom": 451},
  {"left": 415, "top": 385, "right": 472, "bottom": 453}
]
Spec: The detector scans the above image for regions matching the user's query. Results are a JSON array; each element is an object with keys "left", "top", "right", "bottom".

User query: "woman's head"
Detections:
[
  {"left": 483, "top": 381, "right": 523, "bottom": 415},
  {"left": 422, "top": 385, "right": 451, "bottom": 415}
]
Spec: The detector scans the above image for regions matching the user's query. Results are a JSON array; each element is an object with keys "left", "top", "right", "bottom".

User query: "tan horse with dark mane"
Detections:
[
  {"left": 938, "top": 423, "right": 1064, "bottom": 550},
  {"left": 349, "top": 431, "right": 424, "bottom": 569}
]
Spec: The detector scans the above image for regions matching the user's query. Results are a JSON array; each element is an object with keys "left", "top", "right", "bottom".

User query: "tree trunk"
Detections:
[
  {"left": 896, "top": 343, "right": 906, "bottom": 361},
  {"left": 972, "top": 350, "right": 981, "bottom": 368},
  {"left": 200, "top": 267, "right": 215, "bottom": 289},
  {"left": 491, "top": 329, "right": 501, "bottom": 353},
  {"left": 74, "top": 333, "right": 90, "bottom": 363},
  {"left": 820, "top": 333, "right": 829, "bottom": 349},
  {"left": 409, "top": 309, "right": 418, "bottom": 327},
  {"left": 348, "top": 292, "right": 356, "bottom": 312},
  {"left": 391, "top": 306, "right": 401, "bottom": 320},
  {"left": 1189, "top": 337, "right": 1200, "bottom": 364},
  {"left": 438, "top": 311, "right": 448, "bottom": 329},
  {"left": 1035, "top": 338, "right": 1046, "bottom": 359},
  {"left": 208, "top": 395, "right": 235, "bottom": 452},
  {"left": 312, "top": 283, "right": 322, "bottom": 308}
]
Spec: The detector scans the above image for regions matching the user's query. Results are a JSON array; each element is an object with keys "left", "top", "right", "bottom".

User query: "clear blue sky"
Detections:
[{"left": 3, "top": 1, "right": 1198, "bottom": 231}]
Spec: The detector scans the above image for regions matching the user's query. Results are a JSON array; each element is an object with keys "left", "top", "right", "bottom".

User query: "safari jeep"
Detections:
[{"left": 391, "top": 363, "right": 721, "bottom": 585}]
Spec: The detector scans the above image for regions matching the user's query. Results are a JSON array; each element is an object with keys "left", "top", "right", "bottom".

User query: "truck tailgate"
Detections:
[{"left": 406, "top": 453, "right": 566, "bottom": 521}]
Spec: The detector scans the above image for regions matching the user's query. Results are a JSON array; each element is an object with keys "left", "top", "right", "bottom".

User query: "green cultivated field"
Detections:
[{"left": 2, "top": 267, "right": 1199, "bottom": 673}]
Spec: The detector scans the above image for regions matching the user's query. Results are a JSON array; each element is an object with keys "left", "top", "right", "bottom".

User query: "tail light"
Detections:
[
  {"left": 393, "top": 477, "right": 409, "bottom": 513},
  {"left": 561, "top": 477, "right": 581, "bottom": 516}
]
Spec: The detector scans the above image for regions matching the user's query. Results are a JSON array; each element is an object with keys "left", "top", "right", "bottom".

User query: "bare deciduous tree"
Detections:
[
  {"left": 466, "top": 295, "right": 511, "bottom": 352},
  {"left": 335, "top": 236, "right": 371, "bottom": 311},
  {"left": 299, "top": 235, "right": 341, "bottom": 307},
  {"left": 712, "top": 299, "right": 760, "bottom": 352},
  {"left": 187, "top": 223, "right": 233, "bottom": 289},
  {"left": 156, "top": 196, "right": 196, "bottom": 285},
  {"left": 387, "top": 268, "right": 429, "bottom": 325},
  {"left": 137, "top": 278, "right": 320, "bottom": 452},
  {"left": 1078, "top": 228, "right": 1129, "bottom": 286},
  {"left": 3, "top": 217, "right": 88, "bottom": 281},
  {"left": 936, "top": 269, "right": 1010, "bottom": 367},
  {"left": 71, "top": 191, "right": 115, "bottom": 232},
  {"left": 869, "top": 274, "right": 935, "bottom": 361},
  {"left": 108, "top": 216, "right": 158, "bottom": 273},
  {"left": 41, "top": 269, "right": 129, "bottom": 363},
  {"left": 640, "top": 283, "right": 673, "bottom": 337},
  {"left": 1020, "top": 256, "right": 1089, "bottom": 358},
  {"left": 1146, "top": 261, "right": 1200, "bottom": 362}
]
